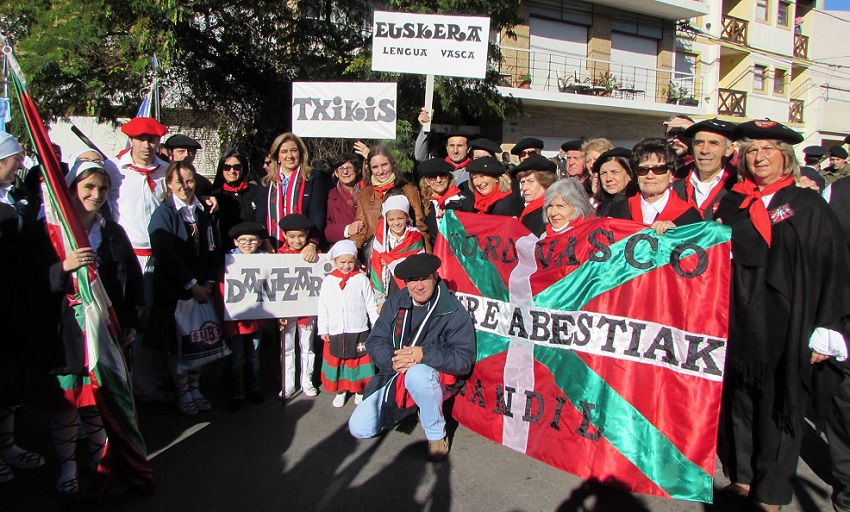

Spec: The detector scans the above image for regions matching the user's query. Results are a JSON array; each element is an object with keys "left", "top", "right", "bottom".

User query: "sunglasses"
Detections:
[
  {"left": 635, "top": 164, "right": 671, "bottom": 176},
  {"left": 222, "top": 163, "right": 243, "bottom": 172},
  {"left": 520, "top": 150, "right": 538, "bottom": 157}
]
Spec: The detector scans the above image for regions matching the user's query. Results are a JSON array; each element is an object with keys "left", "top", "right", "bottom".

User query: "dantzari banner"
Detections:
[
  {"left": 371, "top": 11, "right": 490, "bottom": 79},
  {"left": 434, "top": 211, "right": 731, "bottom": 503},
  {"left": 223, "top": 254, "right": 332, "bottom": 320},
  {"left": 291, "top": 82, "right": 397, "bottom": 139}
]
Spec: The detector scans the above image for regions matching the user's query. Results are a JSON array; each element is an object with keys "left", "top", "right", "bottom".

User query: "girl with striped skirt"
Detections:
[{"left": 317, "top": 241, "right": 379, "bottom": 407}]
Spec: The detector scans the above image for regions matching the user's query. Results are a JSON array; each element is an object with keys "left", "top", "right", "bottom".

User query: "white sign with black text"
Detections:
[
  {"left": 371, "top": 11, "right": 491, "bottom": 79},
  {"left": 291, "top": 82, "right": 397, "bottom": 139},
  {"left": 223, "top": 253, "right": 333, "bottom": 321}
]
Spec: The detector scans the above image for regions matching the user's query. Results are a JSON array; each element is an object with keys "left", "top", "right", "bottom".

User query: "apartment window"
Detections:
[
  {"left": 777, "top": 2, "right": 790, "bottom": 27},
  {"left": 756, "top": 0, "right": 769, "bottom": 22},
  {"left": 774, "top": 68, "right": 787, "bottom": 94},
  {"left": 753, "top": 65, "right": 768, "bottom": 91}
]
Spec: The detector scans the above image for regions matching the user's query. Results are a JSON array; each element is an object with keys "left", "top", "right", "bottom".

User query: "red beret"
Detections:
[{"left": 121, "top": 117, "right": 168, "bottom": 138}]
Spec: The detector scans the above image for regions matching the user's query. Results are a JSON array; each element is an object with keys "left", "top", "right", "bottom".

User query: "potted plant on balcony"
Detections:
[
  {"left": 516, "top": 72, "right": 532, "bottom": 89},
  {"left": 664, "top": 81, "right": 690, "bottom": 104},
  {"left": 593, "top": 71, "right": 618, "bottom": 96}
]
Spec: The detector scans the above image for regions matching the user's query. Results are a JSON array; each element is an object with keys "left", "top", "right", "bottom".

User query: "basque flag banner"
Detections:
[{"left": 434, "top": 211, "right": 731, "bottom": 503}]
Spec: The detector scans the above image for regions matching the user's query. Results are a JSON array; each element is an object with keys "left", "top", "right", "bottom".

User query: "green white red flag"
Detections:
[
  {"left": 5, "top": 43, "right": 154, "bottom": 496},
  {"left": 435, "top": 211, "right": 731, "bottom": 503}
]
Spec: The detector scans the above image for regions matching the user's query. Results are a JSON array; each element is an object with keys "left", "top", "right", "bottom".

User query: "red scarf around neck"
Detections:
[
  {"left": 519, "top": 196, "right": 545, "bottom": 222},
  {"left": 266, "top": 169, "right": 306, "bottom": 250},
  {"left": 431, "top": 185, "right": 462, "bottom": 210},
  {"left": 473, "top": 188, "right": 512, "bottom": 214},
  {"left": 545, "top": 214, "right": 594, "bottom": 237},
  {"left": 223, "top": 181, "right": 248, "bottom": 194},
  {"left": 128, "top": 164, "right": 157, "bottom": 191},
  {"left": 684, "top": 170, "right": 725, "bottom": 212},
  {"left": 330, "top": 269, "right": 362, "bottom": 290},
  {"left": 373, "top": 182, "right": 395, "bottom": 199},
  {"left": 446, "top": 156, "right": 471, "bottom": 171},
  {"left": 627, "top": 192, "right": 694, "bottom": 225},
  {"left": 731, "top": 175, "right": 794, "bottom": 247}
]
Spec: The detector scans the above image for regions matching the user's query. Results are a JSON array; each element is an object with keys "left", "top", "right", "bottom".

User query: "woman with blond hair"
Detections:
[
  {"left": 256, "top": 132, "right": 331, "bottom": 254},
  {"left": 461, "top": 156, "right": 523, "bottom": 217}
]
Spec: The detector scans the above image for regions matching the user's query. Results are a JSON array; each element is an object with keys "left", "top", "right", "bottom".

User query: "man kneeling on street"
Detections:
[{"left": 348, "top": 253, "right": 476, "bottom": 461}]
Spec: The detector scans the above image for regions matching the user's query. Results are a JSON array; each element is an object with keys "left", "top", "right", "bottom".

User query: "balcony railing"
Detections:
[
  {"left": 789, "top": 99, "right": 804, "bottom": 123},
  {"left": 794, "top": 34, "right": 809, "bottom": 59},
  {"left": 721, "top": 15, "right": 748, "bottom": 45},
  {"left": 496, "top": 46, "right": 702, "bottom": 107},
  {"left": 718, "top": 88, "right": 747, "bottom": 117}
]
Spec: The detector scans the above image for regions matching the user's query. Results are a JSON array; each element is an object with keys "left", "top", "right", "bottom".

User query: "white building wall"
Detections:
[{"left": 806, "top": 9, "right": 850, "bottom": 143}]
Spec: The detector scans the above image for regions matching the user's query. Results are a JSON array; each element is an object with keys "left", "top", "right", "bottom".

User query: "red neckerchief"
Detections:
[
  {"left": 330, "top": 269, "right": 362, "bottom": 290},
  {"left": 545, "top": 214, "right": 594, "bottom": 237},
  {"left": 372, "top": 182, "right": 395, "bottom": 199},
  {"left": 223, "top": 181, "right": 248, "bottom": 194},
  {"left": 128, "top": 164, "right": 157, "bottom": 191},
  {"left": 684, "top": 170, "right": 725, "bottom": 212},
  {"left": 337, "top": 181, "right": 360, "bottom": 209},
  {"left": 628, "top": 192, "right": 695, "bottom": 224},
  {"left": 446, "top": 156, "right": 471, "bottom": 171},
  {"left": 430, "top": 185, "right": 462, "bottom": 210},
  {"left": 731, "top": 175, "right": 795, "bottom": 246},
  {"left": 473, "top": 188, "right": 512, "bottom": 214},
  {"left": 266, "top": 169, "right": 306, "bottom": 250},
  {"left": 519, "top": 196, "right": 545, "bottom": 222},
  {"left": 278, "top": 246, "right": 301, "bottom": 254}
]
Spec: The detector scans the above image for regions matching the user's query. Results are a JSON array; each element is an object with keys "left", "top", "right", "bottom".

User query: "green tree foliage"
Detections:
[{"left": 1, "top": 0, "right": 522, "bottom": 166}]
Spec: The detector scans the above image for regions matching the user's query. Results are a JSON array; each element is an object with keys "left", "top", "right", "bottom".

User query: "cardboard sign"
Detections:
[
  {"left": 223, "top": 254, "right": 333, "bottom": 320},
  {"left": 371, "top": 11, "right": 490, "bottom": 79},
  {"left": 291, "top": 82, "right": 397, "bottom": 139}
]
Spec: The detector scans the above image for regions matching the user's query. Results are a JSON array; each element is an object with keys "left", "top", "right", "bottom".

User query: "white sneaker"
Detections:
[
  {"left": 303, "top": 386, "right": 319, "bottom": 397},
  {"left": 354, "top": 393, "right": 363, "bottom": 405},
  {"left": 332, "top": 393, "right": 347, "bottom": 408}
]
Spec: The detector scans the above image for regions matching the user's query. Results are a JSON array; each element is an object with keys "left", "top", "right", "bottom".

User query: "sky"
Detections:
[{"left": 826, "top": 0, "right": 850, "bottom": 11}]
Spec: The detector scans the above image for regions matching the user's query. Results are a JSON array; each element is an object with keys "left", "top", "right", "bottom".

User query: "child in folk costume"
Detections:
[
  {"left": 369, "top": 195, "right": 425, "bottom": 304},
  {"left": 318, "top": 241, "right": 379, "bottom": 407},
  {"left": 278, "top": 214, "right": 319, "bottom": 399},
  {"left": 222, "top": 222, "right": 269, "bottom": 411}
]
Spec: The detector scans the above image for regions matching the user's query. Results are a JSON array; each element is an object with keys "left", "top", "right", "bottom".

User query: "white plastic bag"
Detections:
[{"left": 175, "top": 298, "right": 231, "bottom": 372}]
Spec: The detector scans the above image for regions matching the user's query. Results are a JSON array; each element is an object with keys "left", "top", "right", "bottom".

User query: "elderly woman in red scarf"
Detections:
[
  {"left": 608, "top": 137, "right": 702, "bottom": 234},
  {"left": 256, "top": 132, "right": 331, "bottom": 254},
  {"left": 349, "top": 146, "right": 429, "bottom": 251},
  {"left": 512, "top": 154, "right": 558, "bottom": 236},
  {"left": 418, "top": 157, "right": 467, "bottom": 248},
  {"left": 540, "top": 178, "right": 596, "bottom": 239},
  {"left": 461, "top": 156, "right": 523, "bottom": 217},
  {"left": 715, "top": 120, "right": 850, "bottom": 511}
]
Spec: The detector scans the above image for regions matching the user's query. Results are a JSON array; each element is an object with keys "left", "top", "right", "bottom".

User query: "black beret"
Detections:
[
  {"left": 278, "top": 213, "right": 314, "bottom": 233},
  {"left": 468, "top": 138, "right": 501, "bottom": 156},
  {"left": 803, "top": 146, "right": 826, "bottom": 157},
  {"left": 510, "top": 137, "right": 545, "bottom": 155},
  {"left": 829, "top": 146, "right": 848, "bottom": 159},
  {"left": 684, "top": 118, "right": 737, "bottom": 139},
  {"left": 394, "top": 253, "right": 441, "bottom": 280},
  {"left": 513, "top": 154, "right": 557, "bottom": 175},
  {"left": 560, "top": 139, "right": 583, "bottom": 152},
  {"left": 228, "top": 221, "right": 266, "bottom": 239},
  {"left": 466, "top": 156, "right": 506, "bottom": 177},
  {"left": 418, "top": 158, "right": 455, "bottom": 178},
  {"left": 592, "top": 147, "right": 633, "bottom": 175},
  {"left": 733, "top": 119, "right": 803, "bottom": 144},
  {"left": 163, "top": 134, "right": 202, "bottom": 150},
  {"left": 445, "top": 129, "right": 473, "bottom": 142}
]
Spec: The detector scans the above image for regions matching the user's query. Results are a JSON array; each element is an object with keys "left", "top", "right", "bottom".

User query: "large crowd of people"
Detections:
[{"left": 1, "top": 110, "right": 850, "bottom": 512}]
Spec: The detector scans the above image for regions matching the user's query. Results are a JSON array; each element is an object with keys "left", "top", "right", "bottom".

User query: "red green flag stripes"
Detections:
[
  {"left": 434, "top": 211, "right": 731, "bottom": 503},
  {"left": 6, "top": 43, "right": 154, "bottom": 496}
]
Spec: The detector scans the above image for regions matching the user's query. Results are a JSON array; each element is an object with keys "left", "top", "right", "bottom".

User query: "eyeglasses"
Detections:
[
  {"left": 236, "top": 238, "right": 260, "bottom": 245},
  {"left": 78, "top": 157, "right": 105, "bottom": 165},
  {"left": 336, "top": 165, "right": 356, "bottom": 173},
  {"left": 520, "top": 150, "right": 538, "bottom": 157},
  {"left": 635, "top": 165, "right": 671, "bottom": 176},
  {"left": 222, "top": 163, "right": 243, "bottom": 172}
]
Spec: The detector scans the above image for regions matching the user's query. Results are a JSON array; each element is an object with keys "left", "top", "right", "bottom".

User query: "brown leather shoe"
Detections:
[{"left": 427, "top": 437, "right": 450, "bottom": 461}]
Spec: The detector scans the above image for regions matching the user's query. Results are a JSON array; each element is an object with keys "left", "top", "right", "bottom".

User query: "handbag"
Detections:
[
  {"left": 328, "top": 331, "right": 369, "bottom": 359},
  {"left": 175, "top": 298, "right": 231, "bottom": 372}
]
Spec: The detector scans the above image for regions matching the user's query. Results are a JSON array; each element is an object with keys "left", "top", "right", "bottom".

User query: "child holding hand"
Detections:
[{"left": 317, "top": 240, "right": 379, "bottom": 407}]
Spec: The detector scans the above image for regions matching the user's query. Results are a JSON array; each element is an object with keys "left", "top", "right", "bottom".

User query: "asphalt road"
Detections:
[{"left": 1, "top": 355, "right": 837, "bottom": 512}]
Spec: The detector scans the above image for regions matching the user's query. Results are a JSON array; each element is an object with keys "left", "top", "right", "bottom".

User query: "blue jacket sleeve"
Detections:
[
  {"left": 420, "top": 304, "right": 476, "bottom": 376},
  {"left": 365, "top": 297, "right": 400, "bottom": 374}
]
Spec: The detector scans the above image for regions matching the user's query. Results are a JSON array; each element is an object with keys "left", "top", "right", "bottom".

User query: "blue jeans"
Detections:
[
  {"left": 229, "top": 333, "right": 261, "bottom": 398},
  {"left": 348, "top": 364, "right": 451, "bottom": 441}
]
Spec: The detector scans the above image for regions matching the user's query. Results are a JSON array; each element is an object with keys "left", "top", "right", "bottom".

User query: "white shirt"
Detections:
[
  {"left": 690, "top": 171, "right": 724, "bottom": 208},
  {"left": 106, "top": 151, "right": 169, "bottom": 250},
  {"left": 172, "top": 194, "right": 204, "bottom": 223},
  {"left": 640, "top": 189, "right": 670, "bottom": 224},
  {"left": 316, "top": 273, "right": 379, "bottom": 336}
]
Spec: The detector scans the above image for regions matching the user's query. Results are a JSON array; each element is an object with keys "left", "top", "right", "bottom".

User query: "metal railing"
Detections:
[
  {"left": 789, "top": 99, "right": 804, "bottom": 123},
  {"left": 496, "top": 46, "right": 702, "bottom": 106},
  {"left": 721, "top": 16, "right": 748, "bottom": 45},
  {"left": 794, "top": 34, "right": 809, "bottom": 59},
  {"left": 718, "top": 88, "right": 747, "bottom": 117}
]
